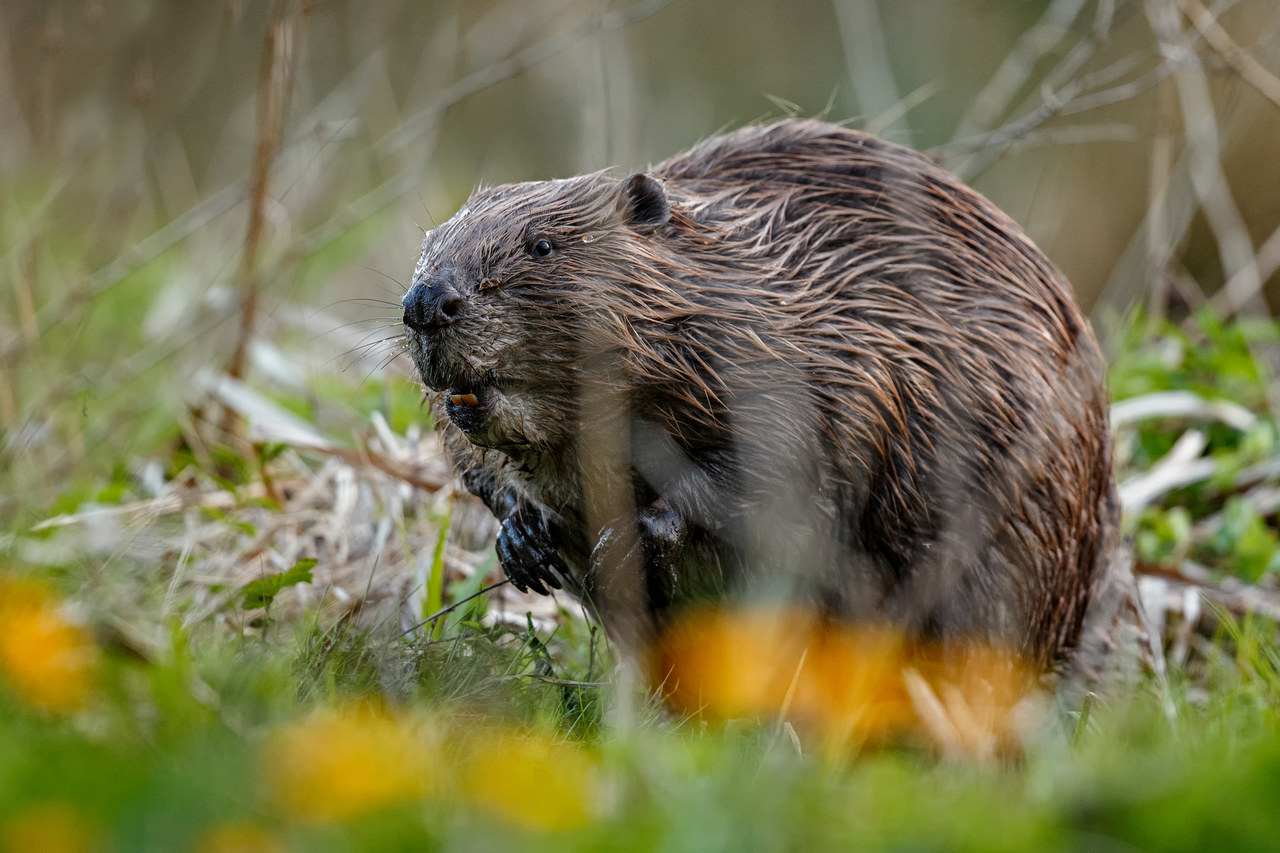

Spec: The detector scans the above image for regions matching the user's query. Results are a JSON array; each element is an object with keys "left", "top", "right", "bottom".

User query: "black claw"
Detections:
[
  {"left": 495, "top": 526, "right": 517, "bottom": 566},
  {"left": 494, "top": 502, "right": 566, "bottom": 596}
]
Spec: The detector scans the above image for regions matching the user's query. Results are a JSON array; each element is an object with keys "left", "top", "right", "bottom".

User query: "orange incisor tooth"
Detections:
[{"left": 450, "top": 393, "right": 480, "bottom": 407}]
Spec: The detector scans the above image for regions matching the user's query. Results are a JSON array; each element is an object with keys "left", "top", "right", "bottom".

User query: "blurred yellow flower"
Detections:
[
  {"left": 193, "top": 822, "right": 286, "bottom": 853},
  {"left": 262, "top": 707, "right": 436, "bottom": 823},
  {"left": 800, "top": 626, "right": 917, "bottom": 749},
  {"left": 0, "top": 801, "right": 97, "bottom": 853},
  {"left": 0, "top": 574, "right": 99, "bottom": 713},
  {"left": 649, "top": 606, "right": 1033, "bottom": 755},
  {"left": 905, "top": 641, "right": 1033, "bottom": 759},
  {"left": 650, "top": 608, "right": 806, "bottom": 719},
  {"left": 461, "top": 731, "right": 597, "bottom": 832}
]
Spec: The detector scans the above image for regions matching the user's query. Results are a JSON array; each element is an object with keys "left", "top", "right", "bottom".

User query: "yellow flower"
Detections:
[
  {"left": 262, "top": 707, "right": 436, "bottom": 823},
  {"left": 905, "top": 641, "right": 1033, "bottom": 759},
  {"left": 460, "top": 731, "right": 596, "bottom": 832},
  {"left": 648, "top": 607, "right": 810, "bottom": 719},
  {"left": 0, "top": 801, "right": 97, "bottom": 853},
  {"left": 801, "top": 626, "right": 917, "bottom": 748},
  {"left": 0, "top": 574, "right": 98, "bottom": 713},
  {"left": 649, "top": 606, "right": 1033, "bottom": 755},
  {"left": 193, "top": 822, "right": 285, "bottom": 853}
]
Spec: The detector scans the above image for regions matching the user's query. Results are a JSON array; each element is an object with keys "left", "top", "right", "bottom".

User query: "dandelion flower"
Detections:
[
  {"left": 194, "top": 822, "right": 285, "bottom": 853},
  {"left": 262, "top": 707, "right": 435, "bottom": 823},
  {"left": 0, "top": 574, "right": 98, "bottom": 713},
  {"left": 0, "top": 801, "right": 97, "bottom": 853},
  {"left": 461, "top": 731, "right": 596, "bottom": 832}
]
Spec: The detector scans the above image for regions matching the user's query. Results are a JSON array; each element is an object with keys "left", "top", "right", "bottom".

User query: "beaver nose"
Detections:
[{"left": 402, "top": 277, "right": 466, "bottom": 332}]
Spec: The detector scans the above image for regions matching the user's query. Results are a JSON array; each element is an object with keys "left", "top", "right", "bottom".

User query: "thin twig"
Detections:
[
  {"left": 30, "top": 0, "right": 672, "bottom": 350},
  {"left": 379, "top": 0, "right": 674, "bottom": 157},
  {"left": 1146, "top": 0, "right": 1280, "bottom": 429},
  {"left": 832, "top": 0, "right": 913, "bottom": 145},
  {"left": 1138, "top": 565, "right": 1280, "bottom": 623},
  {"left": 397, "top": 579, "right": 512, "bottom": 639},
  {"left": 28, "top": 180, "right": 244, "bottom": 334},
  {"left": 1145, "top": 73, "right": 1178, "bottom": 323},
  {"left": 497, "top": 674, "right": 608, "bottom": 689},
  {"left": 1147, "top": 0, "right": 1261, "bottom": 313},
  {"left": 938, "top": 0, "right": 1122, "bottom": 178},
  {"left": 1217, "top": 220, "right": 1280, "bottom": 315},
  {"left": 226, "top": 0, "right": 307, "bottom": 389},
  {"left": 1180, "top": 0, "right": 1280, "bottom": 111},
  {"left": 950, "top": 0, "right": 1091, "bottom": 141}
]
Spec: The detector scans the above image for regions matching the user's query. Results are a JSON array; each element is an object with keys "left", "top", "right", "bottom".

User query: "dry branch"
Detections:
[
  {"left": 379, "top": 0, "right": 673, "bottom": 158},
  {"left": 1180, "top": 0, "right": 1280, "bottom": 111},
  {"left": 1111, "top": 390, "right": 1258, "bottom": 430},
  {"left": 937, "top": 0, "right": 1125, "bottom": 178},
  {"left": 1118, "top": 428, "right": 1212, "bottom": 511},
  {"left": 950, "top": 0, "right": 1091, "bottom": 141},
  {"left": 226, "top": 0, "right": 309, "bottom": 389}
]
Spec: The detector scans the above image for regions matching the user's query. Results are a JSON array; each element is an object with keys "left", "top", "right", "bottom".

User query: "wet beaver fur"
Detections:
[{"left": 401, "top": 119, "right": 1118, "bottom": 672}]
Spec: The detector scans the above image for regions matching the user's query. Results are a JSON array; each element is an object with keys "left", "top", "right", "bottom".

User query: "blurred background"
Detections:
[
  {"left": 2, "top": 0, "right": 1280, "bottom": 592},
  {"left": 5, "top": 7, "right": 1280, "bottom": 842},
  {"left": 4, "top": 0, "right": 1279, "bottom": 312}
]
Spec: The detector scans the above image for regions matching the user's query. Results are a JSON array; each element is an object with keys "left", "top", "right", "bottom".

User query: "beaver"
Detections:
[{"left": 400, "top": 118, "right": 1119, "bottom": 672}]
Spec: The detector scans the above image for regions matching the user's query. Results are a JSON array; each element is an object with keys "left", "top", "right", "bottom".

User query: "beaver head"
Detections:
[{"left": 401, "top": 172, "right": 672, "bottom": 455}]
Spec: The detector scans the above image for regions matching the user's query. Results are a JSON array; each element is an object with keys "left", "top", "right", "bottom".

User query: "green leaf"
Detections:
[
  {"left": 425, "top": 498, "right": 454, "bottom": 642},
  {"left": 239, "top": 559, "right": 317, "bottom": 609},
  {"left": 257, "top": 442, "right": 289, "bottom": 465}
]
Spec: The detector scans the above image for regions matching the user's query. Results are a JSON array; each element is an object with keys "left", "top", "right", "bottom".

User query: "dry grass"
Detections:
[{"left": 2, "top": 2, "right": 1280, "bottom": 847}]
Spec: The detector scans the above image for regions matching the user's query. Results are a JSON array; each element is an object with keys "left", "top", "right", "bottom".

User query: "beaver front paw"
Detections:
[
  {"left": 586, "top": 501, "right": 687, "bottom": 609},
  {"left": 495, "top": 504, "right": 567, "bottom": 595}
]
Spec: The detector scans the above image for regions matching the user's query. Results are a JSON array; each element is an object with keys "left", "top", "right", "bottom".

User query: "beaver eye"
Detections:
[{"left": 530, "top": 238, "right": 554, "bottom": 258}]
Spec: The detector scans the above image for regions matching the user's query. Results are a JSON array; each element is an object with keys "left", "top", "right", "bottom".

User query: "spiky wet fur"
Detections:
[{"left": 403, "top": 119, "right": 1116, "bottom": 671}]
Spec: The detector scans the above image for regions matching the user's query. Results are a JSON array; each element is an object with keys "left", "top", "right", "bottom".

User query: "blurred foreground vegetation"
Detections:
[
  {"left": 5, "top": 0, "right": 1280, "bottom": 850},
  {"left": 6, "top": 308, "right": 1280, "bottom": 851}
]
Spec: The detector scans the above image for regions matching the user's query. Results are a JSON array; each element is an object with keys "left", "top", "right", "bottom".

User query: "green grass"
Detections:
[
  {"left": 2, "top": 612, "right": 1280, "bottom": 852},
  {"left": 6, "top": 3, "right": 1280, "bottom": 845},
  {"left": 4, "top": 308, "right": 1280, "bottom": 850},
  {"left": 6, "top": 198, "right": 1280, "bottom": 849}
]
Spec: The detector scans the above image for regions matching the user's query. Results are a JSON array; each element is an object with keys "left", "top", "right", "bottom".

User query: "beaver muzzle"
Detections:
[
  {"left": 402, "top": 273, "right": 490, "bottom": 398},
  {"left": 402, "top": 273, "right": 465, "bottom": 333}
]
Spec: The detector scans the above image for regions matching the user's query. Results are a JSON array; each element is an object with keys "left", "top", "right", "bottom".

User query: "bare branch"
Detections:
[
  {"left": 1118, "top": 428, "right": 1213, "bottom": 511},
  {"left": 951, "top": 0, "right": 1091, "bottom": 141},
  {"left": 1111, "top": 389, "right": 1258, "bottom": 430},
  {"left": 1145, "top": 75, "right": 1178, "bottom": 322},
  {"left": 226, "top": 0, "right": 308, "bottom": 387},
  {"left": 1146, "top": 1, "right": 1268, "bottom": 320},
  {"left": 379, "top": 0, "right": 674, "bottom": 158},
  {"left": 833, "top": 0, "right": 913, "bottom": 146},
  {"left": 1180, "top": 0, "right": 1280, "bottom": 111},
  {"left": 1220, "top": 220, "right": 1280, "bottom": 307},
  {"left": 31, "top": 0, "right": 675, "bottom": 353},
  {"left": 936, "top": 0, "right": 1127, "bottom": 178}
]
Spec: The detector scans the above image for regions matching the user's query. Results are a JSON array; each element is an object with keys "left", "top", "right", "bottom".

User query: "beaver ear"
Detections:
[{"left": 617, "top": 173, "right": 670, "bottom": 233}]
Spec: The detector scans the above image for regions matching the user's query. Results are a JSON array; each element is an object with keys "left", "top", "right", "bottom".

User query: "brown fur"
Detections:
[{"left": 401, "top": 119, "right": 1117, "bottom": 671}]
